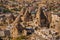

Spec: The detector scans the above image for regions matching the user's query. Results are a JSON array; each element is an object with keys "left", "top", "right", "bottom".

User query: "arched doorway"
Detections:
[{"left": 40, "top": 7, "right": 50, "bottom": 28}]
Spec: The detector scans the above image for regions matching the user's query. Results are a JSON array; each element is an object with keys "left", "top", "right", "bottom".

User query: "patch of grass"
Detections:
[{"left": 16, "top": 35, "right": 27, "bottom": 40}]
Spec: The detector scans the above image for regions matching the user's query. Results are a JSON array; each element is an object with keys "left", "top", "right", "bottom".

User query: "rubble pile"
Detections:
[
  {"left": 34, "top": 28, "right": 60, "bottom": 40},
  {"left": 0, "top": 0, "right": 60, "bottom": 40}
]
